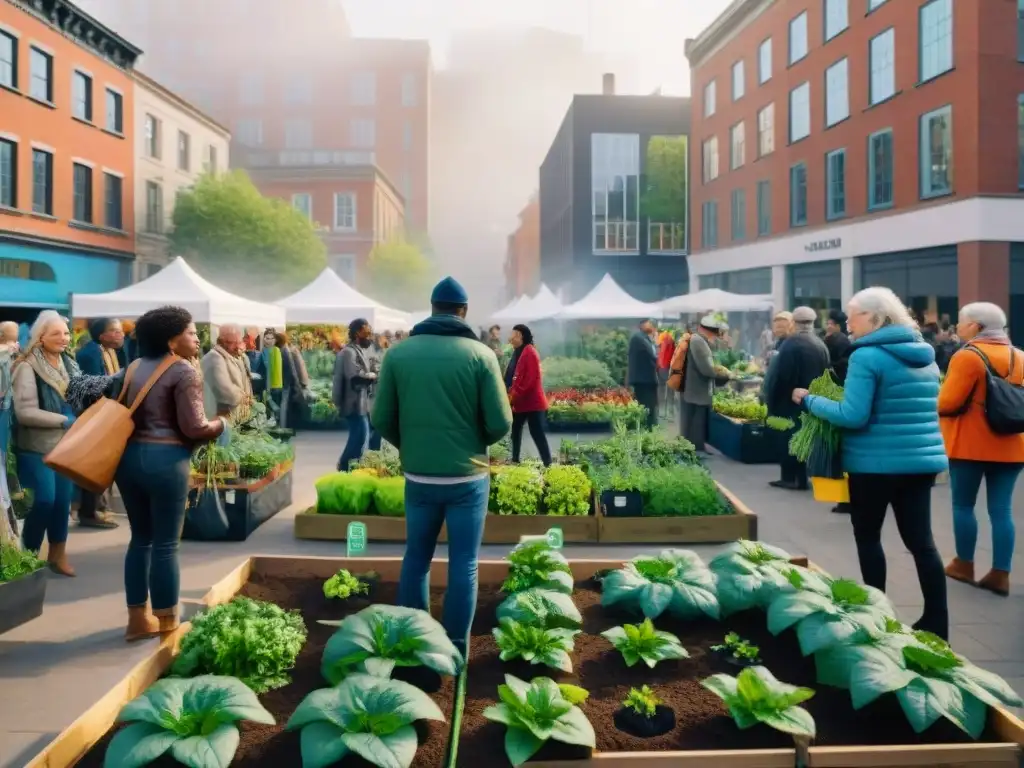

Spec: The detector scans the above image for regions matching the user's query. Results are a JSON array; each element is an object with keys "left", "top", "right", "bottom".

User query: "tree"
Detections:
[
  {"left": 641, "top": 136, "right": 688, "bottom": 249},
  {"left": 169, "top": 170, "right": 326, "bottom": 295},
  {"left": 364, "top": 239, "right": 436, "bottom": 310}
]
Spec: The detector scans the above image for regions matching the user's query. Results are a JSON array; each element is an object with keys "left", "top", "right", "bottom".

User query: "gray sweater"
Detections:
[
  {"left": 332, "top": 345, "right": 376, "bottom": 417},
  {"left": 681, "top": 332, "right": 729, "bottom": 406}
]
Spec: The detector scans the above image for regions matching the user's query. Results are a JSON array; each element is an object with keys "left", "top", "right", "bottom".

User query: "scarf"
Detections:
[
  {"left": 31, "top": 347, "right": 70, "bottom": 397},
  {"left": 504, "top": 344, "right": 525, "bottom": 391},
  {"left": 101, "top": 346, "right": 121, "bottom": 375},
  {"left": 268, "top": 346, "right": 283, "bottom": 390}
]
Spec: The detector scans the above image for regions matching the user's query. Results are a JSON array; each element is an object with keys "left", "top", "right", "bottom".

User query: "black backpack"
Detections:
[{"left": 964, "top": 345, "right": 1024, "bottom": 435}]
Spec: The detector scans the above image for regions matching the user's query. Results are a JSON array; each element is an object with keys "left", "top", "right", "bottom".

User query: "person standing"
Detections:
[
  {"left": 367, "top": 333, "right": 390, "bottom": 451},
  {"left": 627, "top": 319, "right": 659, "bottom": 430},
  {"left": 792, "top": 287, "right": 949, "bottom": 639},
  {"left": 372, "top": 276, "right": 511, "bottom": 654},
  {"left": 506, "top": 324, "right": 551, "bottom": 465},
  {"left": 940, "top": 303, "right": 1024, "bottom": 597},
  {"left": 334, "top": 318, "right": 376, "bottom": 471},
  {"left": 0, "top": 322, "right": 18, "bottom": 541},
  {"left": 253, "top": 328, "right": 281, "bottom": 403},
  {"left": 823, "top": 309, "right": 854, "bottom": 513},
  {"left": 657, "top": 329, "right": 677, "bottom": 419},
  {"left": 763, "top": 306, "right": 831, "bottom": 491},
  {"left": 275, "top": 331, "right": 308, "bottom": 429},
  {"left": 680, "top": 315, "right": 731, "bottom": 453},
  {"left": 200, "top": 324, "right": 253, "bottom": 422}
]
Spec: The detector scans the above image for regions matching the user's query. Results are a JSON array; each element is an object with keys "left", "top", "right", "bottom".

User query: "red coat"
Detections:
[
  {"left": 509, "top": 344, "right": 548, "bottom": 413},
  {"left": 657, "top": 334, "right": 676, "bottom": 369}
]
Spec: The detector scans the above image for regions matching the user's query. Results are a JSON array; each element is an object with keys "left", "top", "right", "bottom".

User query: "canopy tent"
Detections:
[
  {"left": 520, "top": 284, "right": 563, "bottom": 322},
  {"left": 556, "top": 274, "right": 663, "bottom": 320},
  {"left": 71, "top": 256, "right": 286, "bottom": 327},
  {"left": 660, "top": 288, "right": 774, "bottom": 315},
  {"left": 274, "top": 267, "right": 411, "bottom": 330},
  {"left": 489, "top": 295, "right": 529, "bottom": 323}
]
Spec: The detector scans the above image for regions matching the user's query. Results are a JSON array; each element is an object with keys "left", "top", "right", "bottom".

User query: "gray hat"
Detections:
[
  {"left": 699, "top": 313, "right": 728, "bottom": 331},
  {"left": 792, "top": 306, "right": 818, "bottom": 324}
]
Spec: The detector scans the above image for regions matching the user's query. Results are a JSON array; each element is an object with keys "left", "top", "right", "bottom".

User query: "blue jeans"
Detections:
[
  {"left": 399, "top": 477, "right": 489, "bottom": 653},
  {"left": 18, "top": 450, "right": 73, "bottom": 550},
  {"left": 368, "top": 428, "right": 382, "bottom": 452},
  {"left": 115, "top": 442, "right": 191, "bottom": 611},
  {"left": 950, "top": 459, "right": 1023, "bottom": 572},
  {"left": 338, "top": 414, "right": 369, "bottom": 471}
]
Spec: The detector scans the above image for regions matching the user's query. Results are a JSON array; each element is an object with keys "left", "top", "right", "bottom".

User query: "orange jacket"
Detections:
[{"left": 938, "top": 340, "right": 1024, "bottom": 463}]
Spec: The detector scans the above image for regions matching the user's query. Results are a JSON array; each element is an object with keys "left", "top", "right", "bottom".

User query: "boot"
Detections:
[
  {"left": 154, "top": 606, "right": 180, "bottom": 634},
  {"left": 977, "top": 569, "right": 1010, "bottom": 597},
  {"left": 47, "top": 541, "right": 76, "bottom": 577},
  {"left": 944, "top": 557, "right": 975, "bottom": 585},
  {"left": 125, "top": 605, "right": 160, "bottom": 642}
]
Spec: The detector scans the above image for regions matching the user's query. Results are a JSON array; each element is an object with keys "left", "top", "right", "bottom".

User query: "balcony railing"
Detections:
[
  {"left": 593, "top": 220, "right": 639, "bottom": 252},
  {"left": 648, "top": 221, "right": 687, "bottom": 254},
  {"left": 241, "top": 150, "right": 377, "bottom": 168}
]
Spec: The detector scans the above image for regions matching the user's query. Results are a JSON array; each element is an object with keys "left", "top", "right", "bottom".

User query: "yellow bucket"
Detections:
[{"left": 811, "top": 475, "right": 850, "bottom": 503}]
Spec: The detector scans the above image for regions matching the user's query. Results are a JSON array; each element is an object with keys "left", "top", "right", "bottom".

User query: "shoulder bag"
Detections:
[{"left": 963, "top": 345, "right": 1024, "bottom": 435}]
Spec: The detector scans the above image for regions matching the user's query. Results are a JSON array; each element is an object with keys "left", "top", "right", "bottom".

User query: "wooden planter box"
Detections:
[
  {"left": 546, "top": 420, "right": 614, "bottom": 433},
  {"left": 293, "top": 510, "right": 415, "bottom": 542},
  {"left": 182, "top": 465, "right": 293, "bottom": 542},
  {"left": 0, "top": 567, "right": 48, "bottom": 635},
  {"left": 708, "top": 411, "right": 790, "bottom": 465}
]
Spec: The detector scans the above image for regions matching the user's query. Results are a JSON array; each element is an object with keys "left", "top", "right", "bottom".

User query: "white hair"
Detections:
[
  {"left": 217, "top": 324, "right": 243, "bottom": 339},
  {"left": 27, "top": 310, "right": 66, "bottom": 351},
  {"left": 959, "top": 302, "right": 1006, "bottom": 331},
  {"left": 848, "top": 287, "right": 917, "bottom": 331}
]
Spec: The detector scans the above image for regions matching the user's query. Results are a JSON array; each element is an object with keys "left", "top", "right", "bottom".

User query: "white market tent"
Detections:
[
  {"left": 660, "top": 288, "right": 774, "bottom": 314},
  {"left": 520, "top": 284, "right": 563, "bottom": 322},
  {"left": 490, "top": 295, "right": 529, "bottom": 323},
  {"left": 274, "top": 267, "right": 412, "bottom": 330},
  {"left": 556, "top": 274, "right": 663, "bottom": 320},
  {"left": 71, "top": 256, "right": 286, "bottom": 327}
]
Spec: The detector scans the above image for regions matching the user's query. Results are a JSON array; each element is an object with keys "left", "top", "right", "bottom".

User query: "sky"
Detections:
[{"left": 342, "top": 0, "right": 734, "bottom": 96}]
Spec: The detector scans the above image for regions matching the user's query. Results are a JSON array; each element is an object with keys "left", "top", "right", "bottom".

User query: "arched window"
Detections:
[{"left": 0, "top": 258, "right": 57, "bottom": 282}]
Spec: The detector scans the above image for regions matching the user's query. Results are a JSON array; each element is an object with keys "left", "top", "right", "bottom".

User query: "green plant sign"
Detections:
[
  {"left": 347, "top": 522, "right": 367, "bottom": 557},
  {"left": 546, "top": 527, "right": 564, "bottom": 550}
]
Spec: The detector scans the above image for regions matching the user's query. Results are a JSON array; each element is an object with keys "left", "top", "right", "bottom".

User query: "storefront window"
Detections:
[
  {"left": 789, "top": 260, "right": 841, "bottom": 324},
  {"left": 699, "top": 267, "right": 771, "bottom": 294},
  {"left": 859, "top": 247, "right": 958, "bottom": 326}
]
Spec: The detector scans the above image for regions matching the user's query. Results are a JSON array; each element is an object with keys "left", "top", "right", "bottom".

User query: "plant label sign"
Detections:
[
  {"left": 347, "top": 522, "right": 367, "bottom": 557},
  {"left": 546, "top": 527, "right": 564, "bottom": 550}
]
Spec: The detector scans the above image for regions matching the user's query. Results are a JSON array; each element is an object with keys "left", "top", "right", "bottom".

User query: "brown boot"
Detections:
[
  {"left": 978, "top": 569, "right": 1010, "bottom": 597},
  {"left": 944, "top": 557, "right": 974, "bottom": 585},
  {"left": 46, "top": 541, "right": 76, "bottom": 577},
  {"left": 125, "top": 605, "right": 160, "bottom": 642},
  {"left": 154, "top": 606, "right": 180, "bottom": 634}
]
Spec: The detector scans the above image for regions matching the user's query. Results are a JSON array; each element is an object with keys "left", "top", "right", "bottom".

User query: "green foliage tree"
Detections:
[
  {"left": 364, "top": 238, "right": 436, "bottom": 309},
  {"left": 169, "top": 170, "right": 327, "bottom": 294},
  {"left": 641, "top": 136, "right": 688, "bottom": 248}
]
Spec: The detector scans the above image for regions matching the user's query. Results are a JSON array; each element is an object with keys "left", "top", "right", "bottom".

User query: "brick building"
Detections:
[
  {"left": 686, "top": 0, "right": 1024, "bottom": 337},
  {"left": 503, "top": 195, "right": 540, "bottom": 302},
  {"left": 0, "top": 0, "right": 139, "bottom": 318}
]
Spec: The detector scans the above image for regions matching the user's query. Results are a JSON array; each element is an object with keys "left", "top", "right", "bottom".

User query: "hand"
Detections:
[
  {"left": 216, "top": 420, "right": 232, "bottom": 447},
  {"left": 250, "top": 372, "right": 263, "bottom": 380},
  {"left": 792, "top": 388, "right": 809, "bottom": 405},
  {"left": 63, "top": 414, "right": 77, "bottom": 428}
]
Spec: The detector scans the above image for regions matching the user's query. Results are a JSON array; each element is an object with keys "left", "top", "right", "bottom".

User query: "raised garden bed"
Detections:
[
  {"left": 183, "top": 463, "right": 293, "bottom": 542},
  {"left": 708, "top": 412, "right": 791, "bottom": 465},
  {"left": 0, "top": 558, "right": 48, "bottom": 635},
  {"left": 546, "top": 420, "right": 615, "bottom": 434}
]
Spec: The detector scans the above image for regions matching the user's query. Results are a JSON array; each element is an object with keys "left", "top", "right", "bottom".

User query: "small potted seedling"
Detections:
[
  {"left": 614, "top": 685, "right": 675, "bottom": 737},
  {"left": 711, "top": 632, "right": 762, "bottom": 667},
  {"left": 321, "top": 568, "right": 378, "bottom": 603}
]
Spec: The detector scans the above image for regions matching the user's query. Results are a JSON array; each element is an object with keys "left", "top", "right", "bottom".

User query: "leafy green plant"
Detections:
[
  {"left": 622, "top": 685, "right": 661, "bottom": 717},
  {"left": 320, "top": 604, "right": 463, "bottom": 683},
  {"left": 494, "top": 618, "right": 580, "bottom": 672},
  {"left": 171, "top": 598, "right": 307, "bottom": 693},
  {"left": 542, "top": 357, "right": 617, "bottom": 390},
  {"left": 322, "top": 569, "right": 369, "bottom": 600},
  {"left": 601, "top": 618, "right": 689, "bottom": 668},
  {"left": 314, "top": 471, "right": 377, "bottom": 515},
  {"left": 286, "top": 673, "right": 445, "bottom": 768},
  {"left": 0, "top": 543, "right": 45, "bottom": 582},
  {"left": 372, "top": 476, "right": 405, "bottom": 516},
  {"left": 542, "top": 465, "right": 592, "bottom": 516},
  {"left": 702, "top": 666, "right": 816, "bottom": 737},
  {"left": 491, "top": 464, "right": 545, "bottom": 515},
  {"left": 501, "top": 540, "right": 573, "bottom": 596},
  {"left": 356, "top": 448, "right": 403, "bottom": 477},
  {"left": 497, "top": 587, "right": 583, "bottom": 630},
  {"left": 765, "top": 416, "right": 795, "bottom": 431},
  {"left": 644, "top": 466, "right": 729, "bottom": 517},
  {"left": 789, "top": 372, "right": 844, "bottom": 463},
  {"left": 709, "top": 540, "right": 799, "bottom": 615},
  {"left": 637, "top": 430, "right": 699, "bottom": 468},
  {"left": 483, "top": 674, "right": 596, "bottom": 766},
  {"left": 813, "top": 616, "right": 938, "bottom": 689},
  {"left": 712, "top": 392, "right": 767, "bottom": 422},
  {"left": 104, "top": 675, "right": 274, "bottom": 768},
  {"left": 711, "top": 632, "right": 762, "bottom": 664},
  {"left": 602, "top": 550, "right": 719, "bottom": 621}
]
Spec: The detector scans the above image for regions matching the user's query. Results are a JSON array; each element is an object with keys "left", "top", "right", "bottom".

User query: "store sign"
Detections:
[{"left": 804, "top": 237, "right": 842, "bottom": 253}]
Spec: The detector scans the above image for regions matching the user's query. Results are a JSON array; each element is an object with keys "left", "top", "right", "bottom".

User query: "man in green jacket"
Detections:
[{"left": 371, "top": 275, "right": 512, "bottom": 652}]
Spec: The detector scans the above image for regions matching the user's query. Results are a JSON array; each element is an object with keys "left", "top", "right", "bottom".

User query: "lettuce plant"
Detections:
[
  {"left": 711, "top": 632, "right": 762, "bottom": 665},
  {"left": 813, "top": 616, "right": 923, "bottom": 689},
  {"left": 623, "top": 685, "right": 661, "bottom": 717},
  {"left": 483, "top": 674, "right": 596, "bottom": 767},
  {"left": 494, "top": 618, "right": 580, "bottom": 672},
  {"left": 286, "top": 673, "right": 444, "bottom": 768},
  {"left": 702, "top": 666, "right": 816, "bottom": 738},
  {"left": 767, "top": 572, "right": 895, "bottom": 656},
  {"left": 497, "top": 587, "right": 583, "bottom": 630},
  {"left": 601, "top": 550, "right": 719, "bottom": 621},
  {"left": 104, "top": 675, "right": 274, "bottom": 768},
  {"left": 501, "top": 540, "right": 573, "bottom": 596},
  {"left": 601, "top": 618, "right": 689, "bottom": 668},
  {"left": 320, "top": 604, "right": 463, "bottom": 684},
  {"left": 323, "top": 569, "right": 369, "bottom": 600},
  {"left": 708, "top": 540, "right": 814, "bottom": 615}
]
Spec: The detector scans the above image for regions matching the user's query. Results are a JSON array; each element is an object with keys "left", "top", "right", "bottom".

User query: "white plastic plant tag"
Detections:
[
  {"left": 224, "top": 490, "right": 236, "bottom": 504},
  {"left": 614, "top": 496, "right": 627, "bottom": 508}
]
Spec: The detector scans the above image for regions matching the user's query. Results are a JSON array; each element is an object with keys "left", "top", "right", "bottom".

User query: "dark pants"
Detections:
[
  {"left": 368, "top": 425, "right": 382, "bottom": 452},
  {"left": 18, "top": 451, "right": 73, "bottom": 550},
  {"left": 632, "top": 383, "right": 658, "bottom": 429},
  {"left": 115, "top": 442, "right": 191, "bottom": 611},
  {"left": 77, "top": 487, "right": 112, "bottom": 520},
  {"left": 848, "top": 473, "right": 948, "bottom": 639},
  {"left": 781, "top": 456, "right": 808, "bottom": 488},
  {"left": 511, "top": 411, "right": 552, "bottom": 466},
  {"left": 679, "top": 400, "right": 709, "bottom": 452},
  {"left": 338, "top": 414, "right": 369, "bottom": 471}
]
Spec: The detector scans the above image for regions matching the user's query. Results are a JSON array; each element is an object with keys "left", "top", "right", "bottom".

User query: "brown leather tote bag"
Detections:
[{"left": 44, "top": 355, "right": 181, "bottom": 492}]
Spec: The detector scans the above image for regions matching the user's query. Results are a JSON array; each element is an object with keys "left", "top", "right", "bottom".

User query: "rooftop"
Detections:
[{"left": 9, "top": 0, "right": 142, "bottom": 68}]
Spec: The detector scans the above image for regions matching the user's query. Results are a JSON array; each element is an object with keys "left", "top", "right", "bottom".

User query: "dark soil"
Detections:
[
  {"left": 76, "top": 568, "right": 454, "bottom": 768},
  {"left": 456, "top": 582, "right": 1000, "bottom": 764}
]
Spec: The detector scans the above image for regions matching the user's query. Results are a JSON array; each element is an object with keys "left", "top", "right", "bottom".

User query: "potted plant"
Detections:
[
  {"left": 0, "top": 529, "right": 48, "bottom": 635},
  {"left": 614, "top": 684, "right": 675, "bottom": 737}
]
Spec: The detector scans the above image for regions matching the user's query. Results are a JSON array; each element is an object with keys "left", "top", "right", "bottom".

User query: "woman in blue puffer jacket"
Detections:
[{"left": 792, "top": 287, "right": 949, "bottom": 639}]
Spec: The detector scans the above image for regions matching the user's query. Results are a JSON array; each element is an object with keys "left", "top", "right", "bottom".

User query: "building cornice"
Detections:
[
  {"left": 134, "top": 71, "right": 231, "bottom": 138},
  {"left": 685, "top": 0, "right": 771, "bottom": 70},
  {"left": 248, "top": 163, "right": 405, "bottom": 204},
  {"left": 6, "top": 0, "right": 142, "bottom": 69},
  {"left": 0, "top": 228, "right": 136, "bottom": 259}
]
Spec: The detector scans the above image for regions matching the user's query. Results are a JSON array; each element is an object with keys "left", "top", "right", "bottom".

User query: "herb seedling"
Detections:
[
  {"left": 493, "top": 618, "right": 580, "bottom": 672},
  {"left": 322, "top": 569, "right": 369, "bottom": 600},
  {"left": 711, "top": 632, "right": 762, "bottom": 664},
  {"left": 601, "top": 618, "right": 689, "bottom": 668},
  {"left": 623, "top": 685, "right": 661, "bottom": 718}
]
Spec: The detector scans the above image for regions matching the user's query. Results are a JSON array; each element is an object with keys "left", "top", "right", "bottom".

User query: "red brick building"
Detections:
[
  {"left": 686, "top": 0, "right": 1024, "bottom": 336},
  {"left": 503, "top": 195, "right": 540, "bottom": 302}
]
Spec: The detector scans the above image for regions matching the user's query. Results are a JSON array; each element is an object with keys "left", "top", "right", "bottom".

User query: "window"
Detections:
[
  {"left": 730, "top": 189, "right": 746, "bottom": 241},
  {"left": 350, "top": 118, "right": 375, "bottom": 148},
  {"left": 757, "top": 103, "right": 775, "bottom": 157},
  {"left": 331, "top": 254, "right": 357, "bottom": 283},
  {"left": 825, "top": 58, "right": 849, "bottom": 127},
  {"left": 1018, "top": 95, "right": 1024, "bottom": 189},
  {"left": 285, "top": 75, "right": 313, "bottom": 105},
  {"left": 732, "top": 60, "right": 744, "bottom": 101},
  {"left": 350, "top": 72, "right": 376, "bottom": 106},
  {"left": 205, "top": 145, "right": 218, "bottom": 174},
  {"left": 702, "top": 136, "right": 719, "bottom": 182},
  {"left": 919, "top": 0, "right": 953, "bottom": 82},
  {"left": 72, "top": 70, "right": 92, "bottom": 121},
  {"left": 826, "top": 149, "right": 846, "bottom": 220},
  {"left": 292, "top": 193, "right": 312, "bottom": 220},
  {"left": 402, "top": 122, "right": 413, "bottom": 151},
  {"left": 591, "top": 133, "right": 641, "bottom": 251},
  {"left": 789, "top": 82, "right": 810, "bottom": 143},
  {"left": 1018, "top": 0, "right": 1024, "bottom": 61},
  {"left": 401, "top": 73, "right": 417, "bottom": 106},
  {"left": 236, "top": 118, "right": 263, "bottom": 147},
  {"left": 701, "top": 201, "right": 718, "bottom": 248},
  {"left": 0, "top": 139, "right": 15, "bottom": 208},
  {"left": 72, "top": 163, "right": 93, "bottom": 223},
  {"left": 177, "top": 131, "right": 190, "bottom": 171},
  {"left": 920, "top": 105, "right": 952, "bottom": 198},
  {"left": 285, "top": 118, "right": 313, "bottom": 149},
  {"left": 104, "top": 173, "right": 122, "bottom": 230},
  {"left": 145, "top": 181, "right": 163, "bottom": 232},
  {"left": 868, "top": 128, "right": 894, "bottom": 209},
  {"left": 730, "top": 122, "right": 745, "bottom": 170},
  {"left": 790, "top": 163, "right": 807, "bottom": 226},
  {"left": 105, "top": 88, "right": 123, "bottom": 133},
  {"left": 758, "top": 38, "right": 772, "bottom": 84},
  {"left": 869, "top": 0, "right": 888, "bottom": 10},
  {"left": 869, "top": 29, "right": 895, "bottom": 105},
  {"left": 144, "top": 115, "right": 160, "bottom": 158},
  {"left": 239, "top": 73, "right": 262, "bottom": 105},
  {"left": 825, "top": 0, "right": 848, "bottom": 42},
  {"left": 789, "top": 12, "right": 808, "bottom": 64},
  {"left": 333, "top": 192, "right": 356, "bottom": 230},
  {"left": 32, "top": 148, "right": 52, "bottom": 215},
  {"left": 703, "top": 80, "right": 716, "bottom": 117},
  {"left": 756, "top": 180, "right": 771, "bottom": 236},
  {"left": 29, "top": 46, "right": 51, "bottom": 102},
  {"left": 0, "top": 31, "right": 15, "bottom": 90}
]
